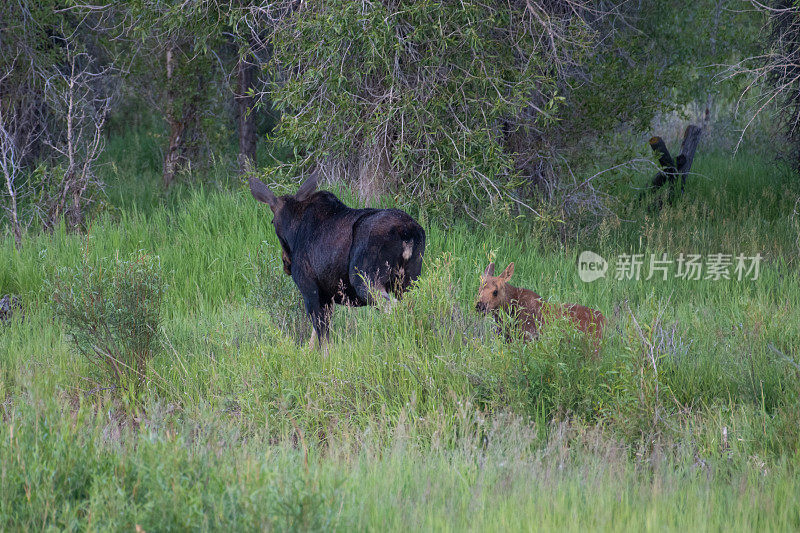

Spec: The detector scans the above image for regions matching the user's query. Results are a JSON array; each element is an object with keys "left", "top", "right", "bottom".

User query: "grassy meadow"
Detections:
[{"left": 1, "top": 141, "right": 800, "bottom": 530}]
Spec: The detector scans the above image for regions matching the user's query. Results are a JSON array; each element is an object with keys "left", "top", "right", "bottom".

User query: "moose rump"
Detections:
[
  {"left": 249, "top": 173, "right": 425, "bottom": 348},
  {"left": 347, "top": 210, "right": 424, "bottom": 303}
]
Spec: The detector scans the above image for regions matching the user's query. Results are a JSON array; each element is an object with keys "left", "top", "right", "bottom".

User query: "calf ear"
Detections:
[
  {"left": 482, "top": 262, "right": 495, "bottom": 278},
  {"left": 249, "top": 178, "right": 279, "bottom": 210},
  {"left": 295, "top": 170, "right": 319, "bottom": 201},
  {"left": 500, "top": 262, "right": 515, "bottom": 281}
]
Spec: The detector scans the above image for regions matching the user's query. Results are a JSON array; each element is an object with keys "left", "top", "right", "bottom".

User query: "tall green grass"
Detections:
[
  {"left": 1, "top": 146, "right": 799, "bottom": 530},
  {"left": 2, "top": 397, "right": 799, "bottom": 531}
]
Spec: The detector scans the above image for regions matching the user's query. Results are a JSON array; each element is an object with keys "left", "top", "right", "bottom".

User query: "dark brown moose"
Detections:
[
  {"left": 249, "top": 173, "right": 425, "bottom": 349},
  {"left": 476, "top": 262, "right": 605, "bottom": 355}
]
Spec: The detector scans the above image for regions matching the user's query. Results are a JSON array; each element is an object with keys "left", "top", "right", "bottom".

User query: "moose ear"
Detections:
[
  {"left": 482, "top": 262, "right": 495, "bottom": 278},
  {"left": 295, "top": 170, "right": 319, "bottom": 201},
  {"left": 249, "top": 178, "right": 279, "bottom": 210},
  {"left": 500, "top": 262, "right": 515, "bottom": 281}
]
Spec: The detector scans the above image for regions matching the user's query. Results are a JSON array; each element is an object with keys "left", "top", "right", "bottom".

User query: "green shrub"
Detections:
[
  {"left": 50, "top": 251, "right": 165, "bottom": 395},
  {"left": 496, "top": 322, "right": 615, "bottom": 422}
]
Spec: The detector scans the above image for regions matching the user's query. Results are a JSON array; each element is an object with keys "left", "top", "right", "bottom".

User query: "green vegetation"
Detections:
[
  {"left": 50, "top": 252, "right": 165, "bottom": 397},
  {"left": 267, "top": 0, "right": 592, "bottom": 209},
  {"left": 2, "top": 1, "right": 799, "bottom": 529},
  {"left": 1, "top": 142, "right": 799, "bottom": 529}
]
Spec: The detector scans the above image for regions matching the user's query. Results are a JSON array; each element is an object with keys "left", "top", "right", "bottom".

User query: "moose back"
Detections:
[{"left": 249, "top": 174, "right": 425, "bottom": 348}]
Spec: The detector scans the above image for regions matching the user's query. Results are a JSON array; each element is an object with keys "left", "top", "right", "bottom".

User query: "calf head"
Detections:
[
  {"left": 475, "top": 262, "right": 514, "bottom": 314},
  {"left": 249, "top": 172, "right": 319, "bottom": 275}
]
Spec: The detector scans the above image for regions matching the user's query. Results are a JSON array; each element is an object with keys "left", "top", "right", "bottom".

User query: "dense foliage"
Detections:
[
  {"left": 0, "top": 0, "right": 780, "bottom": 231},
  {"left": 267, "top": 0, "right": 594, "bottom": 212},
  {"left": 1, "top": 147, "right": 799, "bottom": 529},
  {"left": 0, "top": 4, "right": 800, "bottom": 531},
  {"left": 1, "top": 4, "right": 799, "bottom": 527},
  {"left": 734, "top": 1, "right": 800, "bottom": 167}
]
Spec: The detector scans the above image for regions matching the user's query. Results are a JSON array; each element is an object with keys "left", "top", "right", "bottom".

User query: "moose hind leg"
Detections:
[{"left": 311, "top": 304, "right": 332, "bottom": 342}]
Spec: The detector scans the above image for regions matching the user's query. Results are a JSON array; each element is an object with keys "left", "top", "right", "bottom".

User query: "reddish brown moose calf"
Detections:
[{"left": 475, "top": 262, "right": 605, "bottom": 354}]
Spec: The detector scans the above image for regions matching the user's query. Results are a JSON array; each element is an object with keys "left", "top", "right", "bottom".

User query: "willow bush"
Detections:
[
  {"left": 265, "top": 0, "right": 596, "bottom": 216},
  {"left": 50, "top": 252, "right": 165, "bottom": 396}
]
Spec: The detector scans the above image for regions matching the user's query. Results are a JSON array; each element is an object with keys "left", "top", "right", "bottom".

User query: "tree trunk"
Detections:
[
  {"left": 162, "top": 45, "right": 189, "bottom": 188},
  {"left": 703, "top": 94, "right": 713, "bottom": 132},
  {"left": 357, "top": 139, "right": 391, "bottom": 205},
  {"left": 163, "top": 117, "right": 185, "bottom": 188},
  {"left": 67, "top": 187, "right": 84, "bottom": 231},
  {"left": 236, "top": 53, "right": 257, "bottom": 175},
  {"left": 163, "top": 46, "right": 178, "bottom": 187},
  {"left": 676, "top": 124, "right": 703, "bottom": 192},
  {"left": 645, "top": 124, "right": 703, "bottom": 208},
  {"left": 703, "top": 0, "right": 725, "bottom": 130},
  {"left": 3, "top": 172, "right": 22, "bottom": 249},
  {"left": 648, "top": 136, "right": 677, "bottom": 171}
]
